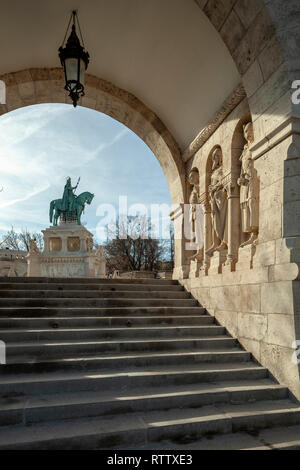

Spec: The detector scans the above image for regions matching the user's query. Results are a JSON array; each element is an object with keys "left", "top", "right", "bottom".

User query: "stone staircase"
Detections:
[{"left": 0, "top": 277, "right": 300, "bottom": 450}]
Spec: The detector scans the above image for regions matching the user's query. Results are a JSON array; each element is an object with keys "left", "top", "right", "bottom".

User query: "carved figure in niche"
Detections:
[
  {"left": 206, "top": 147, "right": 228, "bottom": 256},
  {"left": 237, "top": 122, "right": 259, "bottom": 247},
  {"left": 29, "top": 239, "right": 40, "bottom": 254},
  {"left": 188, "top": 168, "right": 203, "bottom": 260}
]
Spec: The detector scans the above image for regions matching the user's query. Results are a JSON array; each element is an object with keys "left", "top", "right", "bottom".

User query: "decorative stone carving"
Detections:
[
  {"left": 187, "top": 168, "right": 203, "bottom": 261},
  {"left": 26, "top": 239, "right": 41, "bottom": 276},
  {"left": 206, "top": 147, "right": 228, "bottom": 256},
  {"left": 87, "top": 237, "right": 94, "bottom": 252},
  {"left": 237, "top": 122, "right": 259, "bottom": 247},
  {"left": 182, "top": 84, "right": 246, "bottom": 162},
  {"left": 29, "top": 239, "right": 40, "bottom": 254}
]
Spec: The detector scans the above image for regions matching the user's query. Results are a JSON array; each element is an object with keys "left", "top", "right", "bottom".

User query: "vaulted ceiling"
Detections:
[{"left": 0, "top": 0, "right": 240, "bottom": 150}]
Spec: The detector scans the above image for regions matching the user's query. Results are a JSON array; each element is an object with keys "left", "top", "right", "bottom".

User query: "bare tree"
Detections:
[
  {"left": 104, "top": 215, "right": 166, "bottom": 274},
  {"left": 1, "top": 226, "right": 44, "bottom": 251}
]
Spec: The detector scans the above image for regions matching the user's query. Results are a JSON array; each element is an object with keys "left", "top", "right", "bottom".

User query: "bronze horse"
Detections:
[{"left": 49, "top": 191, "right": 94, "bottom": 226}]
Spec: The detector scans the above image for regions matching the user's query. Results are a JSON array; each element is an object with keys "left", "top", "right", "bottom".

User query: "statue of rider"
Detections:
[{"left": 61, "top": 177, "right": 80, "bottom": 212}]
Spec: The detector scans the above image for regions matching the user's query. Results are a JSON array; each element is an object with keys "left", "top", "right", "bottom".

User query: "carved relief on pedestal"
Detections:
[
  {"left": 237, "top": 122, "right": 259, "bottom": 248},
  {"left": 187, "top": 168, "right": 203, "bottom": 263},
  {"left": 205, "top": 146, "right": 228, "bottom": 257},
  {"left": 29, "top": 239, "right": 40, "bottom": 255}
]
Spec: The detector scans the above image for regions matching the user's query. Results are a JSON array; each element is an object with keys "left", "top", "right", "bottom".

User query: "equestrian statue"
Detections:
[{"left": 49, "top": 177, "right": 94, "bottom": 226}]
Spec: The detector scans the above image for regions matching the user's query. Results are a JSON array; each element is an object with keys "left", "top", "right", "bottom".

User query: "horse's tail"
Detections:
[{"left": 49, "top": 200, "right": 55, "bottom": 223}]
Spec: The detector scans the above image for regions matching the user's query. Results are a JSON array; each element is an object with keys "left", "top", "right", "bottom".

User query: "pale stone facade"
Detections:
[
  {"left": 27, "top": 222, "right": 106, "bottom": 278},
  {"left": 0, "top": 249, "right": 27, "bottom": 277}
]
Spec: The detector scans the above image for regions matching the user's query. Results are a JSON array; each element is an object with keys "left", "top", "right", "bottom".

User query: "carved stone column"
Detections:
[
  {"left": 224, "top": 173, "right": 240, "bottom": 272},
  {"left": 170, "top": 204, "right": 189, "bottom": 280},
  {"left": 199, "top": 193, "right": 211, "bottom": 275}
]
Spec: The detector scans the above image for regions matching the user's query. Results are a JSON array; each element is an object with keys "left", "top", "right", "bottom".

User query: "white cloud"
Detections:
[{"left": 0, "top": 103, "right": 171, "bottom": 242}]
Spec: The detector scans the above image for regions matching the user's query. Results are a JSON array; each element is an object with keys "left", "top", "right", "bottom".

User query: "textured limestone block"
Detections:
[
  {"left": 215, "top": 309, "right": 238, "bottom": 337},
  {"left": 252, "top": 240, "right": 275, "bottom": 268},
  {"left": 260, "top": 342, "right": 300, "bottom": 400},
  {"left": 5, "top": 85, "right": 23, "bottom": 111},
  {"left": 283, "top": 200, "right": 300, "bottom": 237},
  {"left": 18, "top": 81, "right": 35, "bottom": 105},
  {"left": 190, "top": 286, "right": 211, "bottom": 308},
  {"left": 220, "top": 10, "right": 245, "bottom": 54},
  {"left": 252, "top": 91, "right": 292, "bottom": 153},
  {"left": 209, "top": 285, "right": 241, "bottom": 311},
  {"left": 238, "top": 337, "right": 261, "bottom": 363},
  {"left": 249, "top": 64, "right": 289, "bottom": 122},
  {"left": 284, "top": 175, "right": 300, "bottom": 203},
  {"left": 239, "top": 284, "right": 261, "bottom": 313},
  {"left": 242, "top": 60, "right": 264, "bottom": 98},
  {"left": 233, "top": 0, "right": 263, "bottom": 30},
  {"left": 237, "top": 312, "right": 267, "bottom": 341},
  {"left": 236, "top": 244, "right": 256, "bottom": 271},
  {"left": 259, "top": 205, "right": 282, "bottom": 243},
  {"left": 276, "top": 237, "right": 300, "bottom": 264},
  {"left": 269, "top": 263, "right": 300, "bottom": 282},
  {"left": 260, "top": 180, "right": 282, "bottom": 212},
  {"left": 258, "top": 35, "right": 284, "bottom": 82},
  {"left": 203, "top": 0, "right": 236, "bottom": 32},
  {"left": 261, "top": 281, "right": 297, "bottom": 315},
  {"left": 254, "top": 147, "right": 285, "bottom": 191},
  {"left": 232, "top": 9, "right": 275, "bottom": 75},
  {"left": 266, "top": 313, "right": 296, "bottom": 348},
  {"left": 34, "top": 80, "right": 52, "bottom": 102}
]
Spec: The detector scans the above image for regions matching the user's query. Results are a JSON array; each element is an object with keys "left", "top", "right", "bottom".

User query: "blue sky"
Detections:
[{"left": 0, "top": 104, "right": 172, "bottom": 243}]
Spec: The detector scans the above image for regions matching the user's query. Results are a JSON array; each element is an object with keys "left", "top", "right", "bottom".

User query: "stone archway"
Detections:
[{"left": 0, "top": 68, "right": 186, "bottom": 207}]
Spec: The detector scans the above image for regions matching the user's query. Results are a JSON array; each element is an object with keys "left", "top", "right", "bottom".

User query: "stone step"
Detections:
[
  {"left": 0, "top": 380, "right": 288, "bottom": 428},
  {"left": 0, "top": 363, "right": 268, "bottom": 397},
  {"left": 0, "top": 289, "right": 190, "bottom": 299},
  {"left": 3, "top": 350, "right": 251, "bottom": 374},
  {"left": 0, "top": 306, "right": 206, "bottom": 317},
  {"left": 0, "top": 400, "right": 298, "bottom": 449},
  {"left": 0, "top": 325, "right": 225, "bottom": 343},
  {"left": 0, "top": 298, "right": 198, "bottom": 307},
  {"left": 0, "top": 314, "right": 213, "bottom": 329},
  {"left": 0, "top": 277, "right": 178, "bottom": 285},
  {"left": 0, "top": 283, "right": 184, "bottom": 292},
  {"left": 5, "top": 336, "right": 238, "bottom": 359},
  {"left": 125, "top": 425, "right": 300, "bottom": 450}
]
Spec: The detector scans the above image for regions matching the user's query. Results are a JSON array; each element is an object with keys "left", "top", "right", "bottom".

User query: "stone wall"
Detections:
[
  {"left": 178, "top": 93, "right": 300, "bottom": 400},
  {"left": 0, "top": 249, "right": 27, "bottom": 277}
]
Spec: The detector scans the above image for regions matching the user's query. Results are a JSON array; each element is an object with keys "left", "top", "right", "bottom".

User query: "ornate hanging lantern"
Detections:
[{"left": 58, "top": 10, "right": 90, "bottom": 107}]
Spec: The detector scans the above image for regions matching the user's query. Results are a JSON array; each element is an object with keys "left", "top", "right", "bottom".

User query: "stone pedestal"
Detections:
[
  {"left": 27, "top": 221, "right": 106, "bottom": 278},
  {"left": 26, "top": 252, "right": 41, "bottom": 277},
  {"left": 189, "top": 257, "right": 204, "bottom": 278},
  {"left": 208, "top": 250, "right": 227, "bottom": 275},
  {"left": 236, "top": 244, "right": 256, "bottom": 271}
]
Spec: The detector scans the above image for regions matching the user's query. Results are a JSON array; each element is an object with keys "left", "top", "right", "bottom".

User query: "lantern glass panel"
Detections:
[
  {"left": 79, "top": 58, "right": 86, "bottom": 86},
  {"left": 65, "top": 57, "right": 79, "bottom": 84}
]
